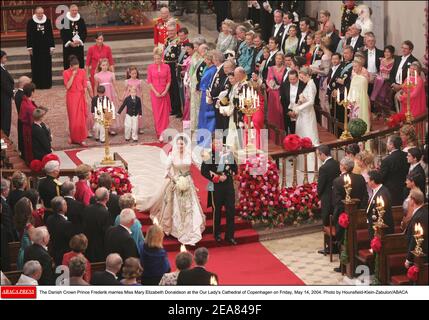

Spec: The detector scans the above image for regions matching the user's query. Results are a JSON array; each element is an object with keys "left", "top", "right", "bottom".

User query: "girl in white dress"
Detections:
[
  {"left": 291, "top": 67, "right": 320, "bottom": 171},
  {"left": 150, "top": 134, "right": 206, "bottom": 245}
]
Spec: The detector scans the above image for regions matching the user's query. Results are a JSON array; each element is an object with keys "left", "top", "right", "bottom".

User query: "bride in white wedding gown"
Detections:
[{"left": 149, "top": 134, "right": 206, "bottom": 245}]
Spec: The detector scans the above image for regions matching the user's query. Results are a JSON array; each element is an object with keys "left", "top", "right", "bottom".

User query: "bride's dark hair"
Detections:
[{"left": 176, "top": 135, "right": 188, "bottom": 145}]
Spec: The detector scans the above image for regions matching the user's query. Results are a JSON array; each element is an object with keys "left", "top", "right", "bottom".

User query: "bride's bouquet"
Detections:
[{"left": 175, "top": 175, "right": 190, "bottom": 193}]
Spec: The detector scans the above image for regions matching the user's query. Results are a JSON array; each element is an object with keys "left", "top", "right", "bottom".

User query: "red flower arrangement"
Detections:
[
  {"left": 370, "top": 236, "right": 382, "bottom": 253},
  {"left": 387, "top": 113, "right": 406, "bottom": 128},
  {"left": 90, "top": 166, "right": 133, "bottom": 195},
  {"left": 283, "top": 134, "right": 314, "bottom": 151},
  {"left": 407, "top": 265, "right": 419, "bottom": 282},
  {"left": 338, "top": 212, "right": 350, "bottom": 229},
  {"left": 30, "top": 159, "right": 43, "bottom": 173}
]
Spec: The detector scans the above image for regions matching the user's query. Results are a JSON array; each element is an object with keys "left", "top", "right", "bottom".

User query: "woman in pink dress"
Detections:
[
  {"left": 94, "top": 58, "right": 120, "bottom": 134},
  {"left": 266, "top": 52, "right": 286, "bottom": 131},
  {"left": 64, "top": 55, "right": 88, "bottom": 146},
  {"left": 122, "top": 66, "right": 144, "bottom": 134},
  {"left": 399, "top": 61, "right": 427, "bottom": 118},
  {"left": 74, "top": 164, "right": 94, "bottom": 206},
  {"left": 370, "top": 45, "right": 395, "bottom": 111},
  {"left": 85, "top": 33, "right": 114, "bottom": 89},
  {"left": 147, "top": 47, "right": 171, "bottom": 142}
]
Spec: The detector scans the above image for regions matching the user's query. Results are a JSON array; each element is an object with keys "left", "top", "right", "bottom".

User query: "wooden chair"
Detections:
[
  {"left": 8, "top": 242, "right": 21, "bottom": 271},
  {"left": 323, "top": 215, "right": 336, "bottom": 262}
]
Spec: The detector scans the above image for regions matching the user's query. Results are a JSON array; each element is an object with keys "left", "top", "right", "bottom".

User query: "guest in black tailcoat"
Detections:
[
  {"left": 332, "top": 158, "right": 368, "bottom": 243},
  {"left": 61, "top": 181, "right": 85, "bottom": 228},
  {"left": 164, "top": 23, "right": 182, "bottom": 117},
  {"left": 279, "top": 12, "right": 295, "bottom": 52},
  {"left": 104, "top": 209, "right": 139, "bottom": 261},
  {"left": 297, "top": 17, "right": 311, "bottom": 57},
  {"left": 366, "top": 170, "right": 394, "bottom": 239},
  {"left": 405, "top": 189, "right": 428, "bottom": 266},
  {"left": 345, "top": 24, "right": 364, "bottom": 52},
  {"left": 340, "top": 1, "right": 358, "bottom": 36},
  {"left": 1, "top": 179, "right": 18, "bottom": 243},
  {"left": 14, "top": 76, "right": 31, "bottom": 158},
  {"left": 325, "top": 24, "right": 340, "bottom": 54},
  {"left": 177, "top": 247, "right": 219, "bottom": 285},
  {"left": 259, "top": 1, "right": 278, "bottom": 42},
  {"left": 1, "top": 51, "right": 14, "bottom": 137},
  {"left": 316, "top": 145, "right": 340, "bottom": 228},
  {"left": 280, "top": 70, "right": 305, "bottom": 134},
  {"left": 404, "top": 148, "right": 426, "bottom": 199},
  {"left": 38, "top": 160, "right": 62, "bottom": 213},
  {"left": 209, "top": 51, "right": 228, "bottom": 130},
  {"left": 261, "top": 37, "right": 280, "bottom": 82},
  {"left": 90, "top": 253, "right": 122, "bottom": 285},
  {"left": 46, "top": 197, "right": 80, "bottom": 266},
  {"left": 327, "top": 53, "right": 344, "bottom": 136},
  {"left": 23, "top": 227, "right": 55, "bottom": 285},
  {"left": 201, "top": 137, "right": 237, "bottom": 245},
  {"left": 82, "top": 188, "right": 112, "bottom": 262},
  {"left": 279, "top": 1, "right": 305, "bottom": 23},
  {"left": 89, "top": 173, "right": 121, "bottom": 225},
  {"left": 60, "top": 4, "right": 87, "bottom": 69},
  {"left": 26, "top": 7, "right": 55, "bottom": 89},
  {"left": 271, "top": 9, "right": 285, "bottom": 43},
  {"left": 32, "top": 108, "right": 52, "bottom": 161},
  {"left": 388, "top": 41, "right": 418, "bottom": 87},
  {"left": 380, "top": 135, "right": 410, "bottom": 206}
]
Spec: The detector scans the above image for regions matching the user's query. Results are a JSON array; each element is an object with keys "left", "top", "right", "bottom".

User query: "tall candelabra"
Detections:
[
  {"left": 373, "top": 196, "right": 387, "bottom": 236},
  {"left": 412, "top": 223, "right": 425, "bottom": 256},
  {"left": 336, "top": 88, "right": 353, "bottom": 140},
  {"left": 403, "top": 69, "right": 418, "bottom": 124},
  {"left": 344, "top": 174, "right": 352, "bottom": 203},
  {"left": 238, "top": 85, "right": 260, "bottom": 153},
  {"left": 94, "top": 100, "right": 116, "bottom": 166}
]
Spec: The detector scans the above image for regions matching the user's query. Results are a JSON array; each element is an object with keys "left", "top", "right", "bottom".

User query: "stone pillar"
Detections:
[{"left": 230, "top": 0, "right": 248, "bottom": 22}]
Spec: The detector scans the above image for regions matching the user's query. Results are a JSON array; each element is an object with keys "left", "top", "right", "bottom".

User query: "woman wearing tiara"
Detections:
[{"left": 149, "top": 135, "right": 206, "bottom": 245}]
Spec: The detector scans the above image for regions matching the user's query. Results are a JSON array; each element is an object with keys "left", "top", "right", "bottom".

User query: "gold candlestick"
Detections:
[
  {"left": 344, "top": 174, "right": 352, "bottom": 203},
  {"left": 97, "top": 110, "right": 116, "bottom": 165},
  {"left": 412, "top": 223, "right": 424, "bottom": 256},
  {"left": 337, "top": 89, "right": 353, "bottom": 140},
  {"left": 373, "top": 196, "right": 387, "bottom": 235},
  {"left": 237, "top": 84, "right": 260, "bottom": 154},
  {"left": 403, "top": 82, "right": 416, "bottom": 124}
]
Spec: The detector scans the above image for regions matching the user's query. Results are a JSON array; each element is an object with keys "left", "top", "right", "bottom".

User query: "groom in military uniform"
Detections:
[{"left": 201, "top": 135, "right": 238, "bottom": 245}]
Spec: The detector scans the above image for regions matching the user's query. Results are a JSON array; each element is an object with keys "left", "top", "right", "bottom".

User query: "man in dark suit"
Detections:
[
  {"left": 82, "top": 187, "right": 112, "bottom": 262},
  {"left": 317, "top": 145, "right": 341, "bottom": 227},
  {"left": 23, "top": 227, "right": 55, "bottom": 285},
  {"left": 38, "top": 160, "right": 62, "bottom": 213},
  {"left": 278, "top": 1, "right": 305, "bottom": 23},
  {"left": 261, "top": 37, "right": 280, "bottom": 82},
  {"left": 380, "top": 135, "right": 409, "bottom": 206},
  {"left": 177, "top": 247, "right": 219, "bottom": 285},
  {"left": 326, "top": 53, "right": 344, "bottom": 137},
  {"left": 280, "top": 70, "right": 306, "bottom": 134},
  {"left": 46, "top": 196, "right": 80, "bottom": 266},
  {"left": 104, "top": 208, "right": 139, "bottom": 261},
  {"left": 259, "top": 1, "right": 277, "bottom": 42},
  {"left": 90, "top": 173, "right": 121, "bottom": 224},
  {"left": 279, "top": 11, "right": 294, "bottom": 52},
  {"left": 325, "top": 23, "right": 340, "bottom": 54},
  {"left": 271, "top": 9, "right": 285, "bottom": 43},
  {"left": 201, "top": 137, "right": 238, "bottom": 245},
  {"left": 405, "top": 189, "right": 428, "bottom": 267},
  {"left": 61, "top": 181, "right": 85, "bottom": 228},
  {"left": 209, "top": 51, "right": 229, "bottom": 130},
  {"left": 363, "top": 33, "right": 383, "bottom": 74},
  {"left": 404, "top": 148, "right": 426, "bottom": 198},
  {"left": 32, "top": 109, "right": 52, "bottom": 161},
  {"left": 345, "top": 24, "right": 364, "bottom": 52},
  {"left": 366, "top": 170, "right": 395, "bottom": 239},
  {"left": 90, "top": 253, "right": 123, "bottom": 285},
  {"left": 332, "top": 158, "right": 369, "bottom": 246},
  {"left": 388, "top": 40, "right": 418, "bottom": 112},
  {"left": 1, "top": 50, "right": 15, "bottom": 137},
  {"left": 297, "top": 17, "right": 311, "bottom": 56},
  {"left": 1, "top": 178, "right": 18, "bottom": 242}
]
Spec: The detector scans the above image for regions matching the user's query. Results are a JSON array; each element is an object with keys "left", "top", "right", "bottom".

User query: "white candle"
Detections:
[
  {"left": 407, "top": 68, "right": 410, "bottom": 85},
  {"left": 337, "top": 89, "right": 340, "bottom": 103},
  {"left": 414, "top": 70, "right": 417, "bottom": 85},
  {"left": 344, "top": 88, "right": 348, "bottom": 102}
]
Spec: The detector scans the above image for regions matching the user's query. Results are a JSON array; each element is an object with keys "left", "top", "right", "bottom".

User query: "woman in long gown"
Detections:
[
  {"left": 85, "top": 33, "right": 114, "bottom": 89},
  {"left": 63, "top": 55, "right": 88, "bottom": 146},
  {"left": 150, "top": 135, "right": 206, "bottom": 245},
  {"left": 370, "top": 45, "right": 395, "bottom": 111},
  {"left": 147, "top": 47, "right": 171, "bottom": 142},
  {"left": 292, "top": 67, "right": 319, "bottom": 171},
  {"left": 348, "top": 56, "right": 371, "bottom": 132},
  {"left": 399, "top": 61, "right": 427, "bottom": 118},
  {"left": 197, "top": 51, "right": 217, "bottom": 145},
  {"left": 19, "top": 83, "right": 37, "bottom": 164},
  {"left": 266, "top": 52, "right": 286, "bottom": 131},
  {"left": 190, "top": 43, "right": 209, "bottom": 131}
]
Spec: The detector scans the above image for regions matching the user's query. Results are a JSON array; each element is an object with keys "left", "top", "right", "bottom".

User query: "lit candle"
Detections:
[
  {"left": 376, "top": 196, "right": 385, "bottom": 209},
  {"left": 414, "top": 223, "right": 423, "bottom": 236},
  {"left": 407, "top": 68, "right": 410, "bottom": 85},
  {"left": 337, "top": 89, "right": 340, "bottom": 103},
  {"left": 210, "top": 275, "right": 218, "bottom": 286},
  {"left": 344, "top": 88, "right": 348, "bottom": 102},
  {"left": 344, "top": 174, "right": 351, "bottom": 185},
  {"left": 180, "top": 244, "right": 187, "bottom": 252},
  {"left": 414, "top": 70, "right": 417, "bottom": 85}
]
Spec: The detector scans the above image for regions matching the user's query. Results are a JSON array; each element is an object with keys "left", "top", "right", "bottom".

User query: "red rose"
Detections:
[
  {"left": 41, "top": 153, "right": 60, "bottom": 168},
  {"left": 30, "top": 159, "right": 43, "bottom": 173},
  {"left": 213, "top": 175, "right": 220, "bottom": 183},
  {"left": 407, "top": 265, "right": 419, "bottom": 282},
  {"left": 283, "top": 134, "right": 302, "bottom": 151},
  {"left": 370, "top": 236, "right": 382, "bottom": 253},
  {"left": 338, "top": 212, "right": 350, "bottom": 229},
  {"left": 300, "top": 137, "right": 313, "bottom": 149}
]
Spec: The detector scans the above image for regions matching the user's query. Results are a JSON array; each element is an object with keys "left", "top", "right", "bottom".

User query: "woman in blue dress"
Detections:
[{"left": 197, "top": 51, "right": 217, "bottom": 146}]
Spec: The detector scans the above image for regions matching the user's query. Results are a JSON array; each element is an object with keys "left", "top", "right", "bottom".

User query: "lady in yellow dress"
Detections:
[{"left": 348, "top": 56, "right": 370, "bottom": 132}]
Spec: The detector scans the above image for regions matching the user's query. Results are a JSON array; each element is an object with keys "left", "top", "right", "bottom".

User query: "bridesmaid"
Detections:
[
  {"left": 122, "top": 66, "right": 144, "bottom": 134},
  {"left": 85, "top": 32, "right": 114, "bottom": 90},
  {"left": 266, "top": 52, "right": 286, "bottom": 131},
  {"left": 147, "top": 47, "right": 171, "bottom": 142},
  {"left": 63, "top": 56, "right": 88, "bottom": 146}
]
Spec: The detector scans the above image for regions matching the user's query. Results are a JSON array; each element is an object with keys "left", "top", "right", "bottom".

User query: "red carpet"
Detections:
[
  {"left": 166, "top": 242, "right": 304, "bottom": 285},
  {"left": 63, "top": 144, "right": 304, "bottom": 285}
]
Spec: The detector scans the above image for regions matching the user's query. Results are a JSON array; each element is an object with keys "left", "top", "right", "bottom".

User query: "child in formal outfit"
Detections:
[
  {"left": 91, "top": 85, "right": 115, "bottom": 143},
  {"left": 123, "top": 66, "right": 144, "bottom": 134},
  {"left": 118, "top": 86, "right": 142, "bottom": 142}
]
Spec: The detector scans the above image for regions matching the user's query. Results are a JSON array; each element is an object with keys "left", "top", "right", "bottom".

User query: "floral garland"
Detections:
[
  {"left": 386, "top": 113, "right": 406, "bottom": 128},
  {"left": 339, "top": 212, "right": 350, "bottom": 265},
  {"left": 236, "top": 154, "right": 320, "bottom": 228},
  {"left": 90, "top": 166, "right": 133, "bottom": 196}
]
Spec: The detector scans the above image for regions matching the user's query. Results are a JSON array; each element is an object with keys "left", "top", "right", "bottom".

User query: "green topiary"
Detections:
[{"left": 348, "top": 118, "right": 368, "bottom": 138}]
